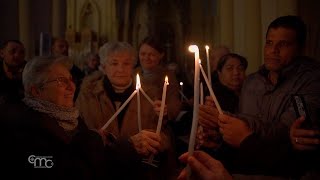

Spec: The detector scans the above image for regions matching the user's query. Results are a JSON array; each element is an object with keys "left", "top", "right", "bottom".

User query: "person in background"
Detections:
[
  {"left": 135, "top": 36, "right": 181, "bottom": 122},
  {"left": 82, "top": 52, "right": 100, "bottom": 76},
  {"left": 0, "top": 40, "right": 26, "bottom": 104},
  {"left": 76, "top": 41, "right": 176, "bottom": 180},
  {"left": 1, "top": 56, "right": 111, "bottom": 179},
  {"left": 210, "top": 45, "right": 230, "bottom": 84},
  {"left": 213, "top": 53, "right": 247, "bottom": 113},
  {"left": 51, "top": 37, "right": 84, "bottom": 100},
  {"left": 197, "top": 53, "right": 247, "bottom": 169}
]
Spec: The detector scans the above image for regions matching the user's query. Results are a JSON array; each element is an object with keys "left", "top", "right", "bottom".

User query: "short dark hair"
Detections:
[
  {"left": 217, "top": 53, "right": 248, "bottom": 72},
  {"left": 267, "top": 15, "right": 306, "bottom": 48},
  {"left": 0, "top": 40, "right": 24, "bottom": 50},
  {"left": 139, "top": 36, "right": 165, "bottom": 54}
]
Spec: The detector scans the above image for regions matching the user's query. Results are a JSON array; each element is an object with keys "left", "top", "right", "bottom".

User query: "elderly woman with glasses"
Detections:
[
  {"left": 1, "top": 56, "right": 110, "bottom": 179},
  {"left": 76, "top": 42, "right": 176, "bottom": 179}
]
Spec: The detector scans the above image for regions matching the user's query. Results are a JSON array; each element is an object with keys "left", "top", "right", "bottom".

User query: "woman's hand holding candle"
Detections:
[
  {"left": 198, "top": 104, "right": 219, "bottom": 129},
  {"left": 130, "top": 130, "right": 162, "bottom": 157}
]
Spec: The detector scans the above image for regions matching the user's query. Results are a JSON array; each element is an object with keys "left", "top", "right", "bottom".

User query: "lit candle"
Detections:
[
  {"left": 188, "top": 45, "right": 200, "bottom": 157},
  {"left": 180, "top": 82, "right": 183, "bottom": 101},
  {"left": 156, "top": 76, "right": 169, "bottom": 134},
  {"left": 199, "top": 64, "right": 223, "bottom": 114},
  {"left": 101, "top": 90, "right": 137, "bottom": 130},
  {"left": 205, "top": 45, "right": 211, "bottom": 85},
  {"left": 146, "top": 76, "right": 169, "bottom": 165},
  {"left": 136, "top": 74, "right": 142, "bottom": 132}
]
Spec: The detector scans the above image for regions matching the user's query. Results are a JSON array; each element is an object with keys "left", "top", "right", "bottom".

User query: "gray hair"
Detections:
[
  {"left": 22, "top": 55, "right": 71, "bottom": 96},
  {"left": 99, "top": 41, "right": 137, "bottom": 68}
]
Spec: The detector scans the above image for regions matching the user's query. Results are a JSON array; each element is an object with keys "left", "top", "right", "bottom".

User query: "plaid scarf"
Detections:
[{"left": 23, "top": 97, "right": 79, "bottom": 131}]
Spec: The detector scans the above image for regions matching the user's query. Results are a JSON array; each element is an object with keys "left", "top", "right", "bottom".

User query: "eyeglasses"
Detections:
[{"left": 41, "top": 77, "right": 74, "bottom": 88}]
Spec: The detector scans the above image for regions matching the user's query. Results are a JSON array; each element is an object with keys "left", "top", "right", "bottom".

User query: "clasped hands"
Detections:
[{"left": 197, "top": 96, "right": 252, "bottom": 148}]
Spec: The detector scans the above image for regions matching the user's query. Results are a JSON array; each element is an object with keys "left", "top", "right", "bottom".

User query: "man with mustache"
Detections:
[{"left": 197, "top": 15, "right": 320, "bottom": 179}]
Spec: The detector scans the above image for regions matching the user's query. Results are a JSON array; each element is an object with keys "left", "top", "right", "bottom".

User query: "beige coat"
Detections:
[{"left": 75, "top": 71, "right": 176, "bottom": 179}]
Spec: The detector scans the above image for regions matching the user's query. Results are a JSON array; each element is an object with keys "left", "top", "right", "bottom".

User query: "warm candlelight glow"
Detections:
[
  {"left": 188, "top": 45, "right": 199, "bottom": 53},
  {"left": 156, "top": 75, "right": 169, "bottom": 134},
  {"left": 188, "top": 44, "right": 201, "bottom": 178},
  {"left": 180, "top": 82, "right": 183, "bottom": 86},
  {"left": 136, "top": 74, "right": 141, "bottom": 89},
  {"left": 205, "top": 45, "right": 211, "bottom": 85},
  {"left": 165, "top": 76, "right": 169, "bottom": 85},
  {"left": 136, "top": 74, "right": 142, "bottom": 131},
  {"left": 146, "top": 75, "right": 169, "bottom": 165}
]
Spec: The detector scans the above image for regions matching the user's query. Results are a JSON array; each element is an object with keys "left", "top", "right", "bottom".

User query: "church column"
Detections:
[
  {"left": 110, "top": 0, "right": 118, "bottom": 41},
  {"left": 245, "top": 0, "right": 261, "bottom": 73},
  {"left": 52, "top": 0, "right": 63, "bottom": 37},
  {"left": 66, "top": 0, "right": 76, "bottom": 30},
  {"left": 123, "top": 0, "right": 130, "bottom": 41},
  {"left": 233, "top": 0, "right": 261, "bottom": 74},
  {"left": 19, "top": 0, "right": 32, "bottom": 59},
  {"left": 219, "top": 0, "right": 234, "bottom": 49}
]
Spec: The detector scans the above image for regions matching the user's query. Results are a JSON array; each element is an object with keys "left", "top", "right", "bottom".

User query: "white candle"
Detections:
[
  {"left": 156, "top": 76, "right": 169, "bottom": 134},
  {"left": 200, "top": 82, "right": 204, "bottom": 105},
  {"left": 199, "top": 64, "right": 223, "bottom": 114},
  {"left": 146, "top": 76, "right": 169, "bottom": 165},
  {"left": 136, "top": 74, "right": 142, "bottom": 132},
  {"left": 188, "top": 45, "right": 200, "bottom": 157},
  {"left": 101, "top": 90, "right": 137, "bottom": 130},
  {"left": 180, "top": 82, "right": 183, "bottom": 101},
  {"left": 205, "top": 45, "right": 211, "bottom": 85}
]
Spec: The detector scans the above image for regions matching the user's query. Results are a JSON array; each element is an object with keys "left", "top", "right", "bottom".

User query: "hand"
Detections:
[
  {"left": 178, "top": 151, "right": 232, "bottom": 180},
  {"left": 290, "top": 116, "right": 320, "bottom": 151},
  {"left": 198, "top": 105, "right": 219, "bottom": 129},
  {"left": 196, "top": 127, "right": 221, "bottom": 149},
  {"left": 130, "top": 130, "right": 161, "bottom": 157},
  {"left": 218, "top": 114, "right": 252, "bottom": 147},
  {"left": 153, "top": 100, "right": 168, "bottom": 117},
  {"left": 97, "top": 129, "right": 117, "bottom": 146},
  {"left": 97, "top": 129, "right": 108, "bottom": 145},
  {"left": 204, "top": 96, "right": 216, "bottom": 107}
]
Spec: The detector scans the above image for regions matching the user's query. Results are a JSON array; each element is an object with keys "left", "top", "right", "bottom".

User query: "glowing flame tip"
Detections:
[
  {"left": 136, "top": 74, "right": 141, "bottom": 89},
  {"left": 188, "top": 45, "right": 199, "bottom": 53},
  {"left": 165, "top": 76, "right": 169, "bottom": 85}
]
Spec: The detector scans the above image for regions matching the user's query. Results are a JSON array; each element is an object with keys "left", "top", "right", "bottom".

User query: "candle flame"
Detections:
[
  {"left": 188, "top": 45, "right": 199, "bottom": 53},
  {"left": 136, "top": 74, "right": 141, "bottom": 89},
  {"left": 180, "top": 82, "right": 183, "bottom": 86},
  {"left": 165, "top": 76, "right": 169, "bottom": 85},
  {"left": 205, "top": 45, "right": 209, "bottom": 50}
]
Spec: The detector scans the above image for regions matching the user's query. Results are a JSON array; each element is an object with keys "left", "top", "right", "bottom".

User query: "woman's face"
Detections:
[
  {"left": 37, "top": 63, "right": 75, "bottom": 107},
  {"left": 218, "top": 57, "right": 246, "bottom": 91},
  {"left": 103, "top": 51, "right": 135, "bottom": 87},
  {"left": 139, "top": 44, "right": 164, "bottom": 71},
  {"left": 87, "top": 56, "right": 99, "bottom": 69}
]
